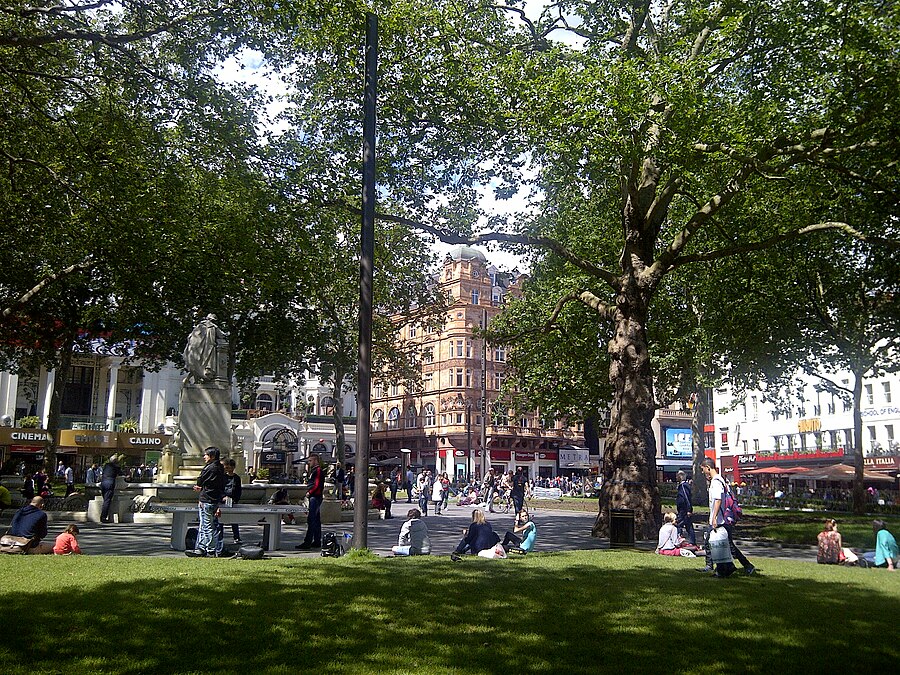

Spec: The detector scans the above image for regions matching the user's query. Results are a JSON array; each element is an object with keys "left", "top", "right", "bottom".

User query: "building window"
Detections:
[
  {"left": 391, "top": 384, "right": 400, "bottom": 396},
  {"left": 455, "top": 413, "right": 463, "bottom": 424},
  {"left": 753, "top": 439, "right": 759, "bottom": 452},
  {"left": 884, "top": 382, "right": 892, "bottom": 403},
  {"left": 424, "top": 403, "right": 436, "bottom": 427},
  {"left": 456, "top": 340, "right": 464, "bottom": 357},
  {"left": 843, "top": 398, "right": 852, "bottom": 412},
  {"left": 387, "top": 407, "right": 400, "bottom": 430},
  {"left": 455, "top": 368, "right": 464, "bottom": 387},
  {"left": 494, "top": 346, "right": 506, "bottom": 362},
  {"left": 466, "top": 340, "right": 472, "bottom": 358},
  {"left": 466, "top": 369, "right": 472, "bottom": 387},
  {"left": 868, "top": 425, "right": 877, "bottom": 449},
  {"left": 471, "top": 289, "right": 480, "bottom": 305},
  {"left": 372, "top": 409, "right": 384, "bottom": 431},
  {"left": 520, "top": 417, "right": 528, "bottom": 428},
  {"left": 408, "top": 325, "right": 417, "bottom": 339},
  {"left": 405, "top": 405, "right": 417, "bottom": 429},
  {"left": 423, "top": 347, "right": 433, "bottom": 364},
  {"left": 374, "top": 384, "right": 384, "bottom": 399},
  {"left": 424, "top": 373, "right": 433, "bottom": 391},
  {"left": 751, "top": 396, "right": 758, "bottom": 421},
  {"left": 865, "top": 384, "right": 874, "bottom": 405},
  {"left": 493, "top": 371, "right": 506, "bottom": 391}
]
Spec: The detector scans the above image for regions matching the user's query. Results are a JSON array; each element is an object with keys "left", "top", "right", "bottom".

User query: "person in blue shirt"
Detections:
[
  {"left": 501, "top": 510, "right": 537, "bottom": 555},
  {"left": 10, "top": 496, "right": 53, "bottom": 554},
  {"left": 862, "top": 520, "right": 898, "bottom": 570}
]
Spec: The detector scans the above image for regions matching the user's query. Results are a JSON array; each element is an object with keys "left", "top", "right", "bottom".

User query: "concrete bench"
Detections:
[{"left": 159, "top": 504, "right": 307, "bottom": 551}]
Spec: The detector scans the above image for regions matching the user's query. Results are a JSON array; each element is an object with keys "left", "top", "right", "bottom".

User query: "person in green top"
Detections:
[{"left": 862, "top": 520, "right": 898, "bottom": 570}]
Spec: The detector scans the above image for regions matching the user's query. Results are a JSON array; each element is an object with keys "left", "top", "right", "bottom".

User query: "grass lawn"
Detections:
[{"left": 2, "top": 550, "right": 898, "bottom": 674}]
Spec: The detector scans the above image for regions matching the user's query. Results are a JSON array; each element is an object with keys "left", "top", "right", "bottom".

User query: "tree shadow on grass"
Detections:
[{"left": 0, "top": 552, "right": 897, "bottom": 674}]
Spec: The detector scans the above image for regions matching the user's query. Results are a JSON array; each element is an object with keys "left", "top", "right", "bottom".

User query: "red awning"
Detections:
[{"left": 744, "top": 466, "right": 811, "bottom": 475}]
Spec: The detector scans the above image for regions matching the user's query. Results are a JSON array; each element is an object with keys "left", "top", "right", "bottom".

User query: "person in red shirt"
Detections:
[
  {"left": 53, "top": 524, "right": 83, "bottom": 555},
  {"left": 296, "top": 454, "right": 324, "bottom": 550}
]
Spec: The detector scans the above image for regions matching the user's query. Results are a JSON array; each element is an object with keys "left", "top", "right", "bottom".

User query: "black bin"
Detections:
[{"left": 609, "top": 508, "right": 635, "bottom": 548}]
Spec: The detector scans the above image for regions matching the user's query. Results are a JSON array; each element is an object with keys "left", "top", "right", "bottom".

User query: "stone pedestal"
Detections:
[
  {"left": 156, "top": 444, "right": 183, "bottom": 484},
  {"left": 179, "top": 381, "right": 232, "bottom": 458},
  {"left": 320, "top": 498, "right": 342, "bottom": 524}
]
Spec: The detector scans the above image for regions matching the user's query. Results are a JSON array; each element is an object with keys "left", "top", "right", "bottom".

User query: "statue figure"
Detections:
[{"left": 183, "top": 314, "right": 227, "bottom": 383}]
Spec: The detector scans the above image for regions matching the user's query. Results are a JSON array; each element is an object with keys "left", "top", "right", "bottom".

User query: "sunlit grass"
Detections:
[{"left": 1, "top": 549, "right": 898, "bottom": 673}]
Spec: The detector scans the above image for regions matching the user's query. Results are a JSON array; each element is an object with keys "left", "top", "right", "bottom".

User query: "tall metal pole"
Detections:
[
  {"left": 480, "top": 307, "right": 488, "bottom": 479},
  {"left": 354, "top": 12, "right": 377, "bottom": 549}
]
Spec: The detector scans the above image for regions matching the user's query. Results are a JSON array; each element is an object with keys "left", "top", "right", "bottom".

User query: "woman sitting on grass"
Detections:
[
  {"left": 391, "top": 509, "right": 430, "bottom": 556},
  {"left": 862, "top": 520, "right": 898, "bottom": 570},
  {"left": 655, "top": 511, "right": 698, "bottom": 557},
  {"left": 451, "top": 509, "right": 499, "bottom": 561},
  {"left": 501, "top": 510, "right": 537, "bottom": 555},
  {"left": 816, "top": 518, "right": 858, "bottom": 565}
]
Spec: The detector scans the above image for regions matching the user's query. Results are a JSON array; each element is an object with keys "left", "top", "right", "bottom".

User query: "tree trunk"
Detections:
[
  {"left": 330, "top": 366, "right": 347, "bottom": 465},
  {"left": 44, "top": 332, "right": 76, "bottom": 472},
  {"left": 593, "top": 288, "right": 660, "bottom": 540},
  {"left": 691, "top": 389, "right": 709, "bottom": 508},
  {"left": 851, "top": 372, "right": 865, "bottom": 515}
]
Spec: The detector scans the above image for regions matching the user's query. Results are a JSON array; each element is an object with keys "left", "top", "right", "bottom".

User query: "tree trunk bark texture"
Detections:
[{"left": 593, "top": 287, "right": 661, "bottom": 540}]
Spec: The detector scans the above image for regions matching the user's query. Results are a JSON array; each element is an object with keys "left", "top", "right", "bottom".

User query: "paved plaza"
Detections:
[{"left": 2, "top": 502, "right": 819, "bottom": 562}]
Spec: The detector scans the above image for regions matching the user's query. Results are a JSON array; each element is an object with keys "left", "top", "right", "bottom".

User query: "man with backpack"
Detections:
[{"left": 698, "top": 458, "right": 755, "bottom": 577}]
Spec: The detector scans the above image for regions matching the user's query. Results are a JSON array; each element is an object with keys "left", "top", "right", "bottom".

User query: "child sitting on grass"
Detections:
[{"left": 53, "top": 524, "right": 83, "bottom": 555}]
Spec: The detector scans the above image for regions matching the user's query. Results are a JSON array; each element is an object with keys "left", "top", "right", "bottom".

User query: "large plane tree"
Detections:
[{"left": 268, "top": 0, "right": 899, "bottom": 537}]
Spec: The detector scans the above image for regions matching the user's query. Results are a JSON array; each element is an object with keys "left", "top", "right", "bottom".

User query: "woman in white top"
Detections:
[{"left": 656, "top": 512, "right": 696, "bottom": 557}]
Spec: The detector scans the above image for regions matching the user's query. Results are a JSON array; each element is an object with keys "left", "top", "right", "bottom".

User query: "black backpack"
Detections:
[{"left": 321, "top": 532, "right": 343, "bottom": 558}]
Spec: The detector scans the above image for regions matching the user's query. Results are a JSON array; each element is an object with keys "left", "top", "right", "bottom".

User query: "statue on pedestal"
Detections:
[
  {"left": 176, "top": 314, "right": 233, "bottom": 470},
  {"left": 183, "top": 314, "right": 228, "bottom": 383}
]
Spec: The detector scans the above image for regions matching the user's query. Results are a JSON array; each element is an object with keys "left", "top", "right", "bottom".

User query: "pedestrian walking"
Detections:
[
  {"left": 675, "top": 470, "right": 695, "bottom": 546},
  {"left": 698, "top": 458, "right": 755, "bottom": 577}
]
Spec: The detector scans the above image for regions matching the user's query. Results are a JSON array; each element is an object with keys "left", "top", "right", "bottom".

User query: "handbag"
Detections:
[{"left": 0, "top": 534, "right": 33, "bottom": 554}]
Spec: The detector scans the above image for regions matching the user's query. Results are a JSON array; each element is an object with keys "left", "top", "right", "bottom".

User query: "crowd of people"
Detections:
[{"left": 4, "top": 453, "right": 896, "bottom": 572}]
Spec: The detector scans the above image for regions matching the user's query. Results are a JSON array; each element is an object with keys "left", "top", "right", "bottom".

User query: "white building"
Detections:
[
  {"left": 713, "top": 369, "right": 900, "bottom": 484},
  {"left": 0, "top": 352, "right": 356, "bottom": 478}
]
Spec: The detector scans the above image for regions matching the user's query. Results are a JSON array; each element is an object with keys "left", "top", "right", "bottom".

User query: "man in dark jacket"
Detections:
[
  {"left": 186, "top": 447, "right": 225, "bottom": 558},
  {"left": 100, "top": 455, "right": 123, "bottom": 523},
  {"left": 295, "top": 454, "right": 323, "bottom": 550},
  {"left": 675, "top": 470, "right": 696, "bottom": 545},
  {"left": 10, "top": 496, "right": 53, "bottom": 554}
]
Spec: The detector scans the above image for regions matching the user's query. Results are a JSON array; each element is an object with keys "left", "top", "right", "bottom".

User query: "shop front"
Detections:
[{"left": 0, "top": 427, "right": 52, "bottom": 473}]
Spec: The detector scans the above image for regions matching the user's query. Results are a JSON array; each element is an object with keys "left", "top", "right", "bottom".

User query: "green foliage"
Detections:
[{"left": 16, "top": 416, "right": 40, "bottom": 429}]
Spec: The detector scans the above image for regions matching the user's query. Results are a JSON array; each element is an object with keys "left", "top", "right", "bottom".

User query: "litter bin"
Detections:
[{"left": 609, "top": 508, "right": 635, "bottom": 548}]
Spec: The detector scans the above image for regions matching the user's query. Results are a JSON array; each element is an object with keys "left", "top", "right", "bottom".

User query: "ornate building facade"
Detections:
[{"left": 368, "top": 246, "right": 586, "bottom": 481}]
